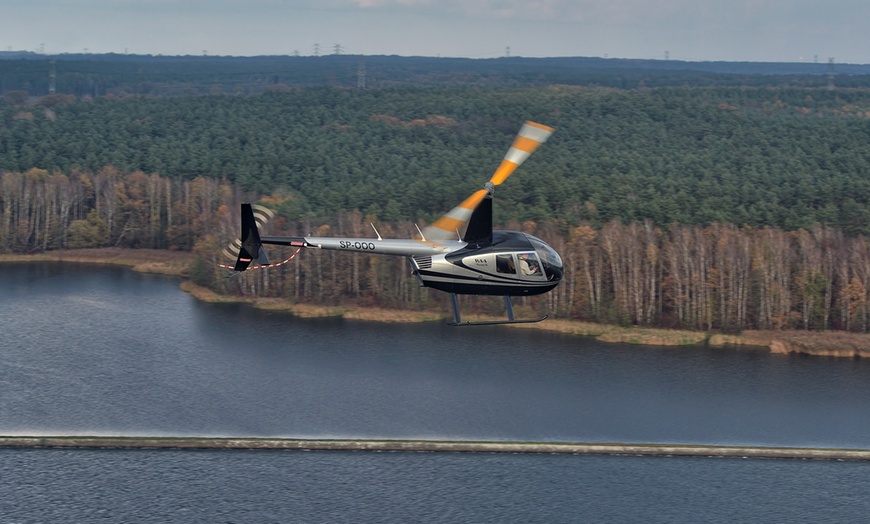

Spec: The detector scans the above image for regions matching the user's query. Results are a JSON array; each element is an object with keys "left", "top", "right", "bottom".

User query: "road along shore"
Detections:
[{"left": 3, "top": 437, "right": 870, "bottom": 461}]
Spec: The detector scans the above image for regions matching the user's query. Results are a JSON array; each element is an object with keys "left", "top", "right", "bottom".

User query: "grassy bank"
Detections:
[
  {"left": 182, "top": 280, "right": 708, "bottom": 344},
  {"left": 0, "top": 248, "right": 194, "bottom": 277},
  {"left": 8, "top": 248, "right": 870, "bottom": 356}
]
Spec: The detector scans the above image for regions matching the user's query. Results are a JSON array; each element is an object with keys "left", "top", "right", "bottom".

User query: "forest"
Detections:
[
  {"left": 4, "top": 77, "right": 870, "bottom": 332},
  {"left": 4, "top": 86, "right": 870, "bottom": 232},
  {"left": 4, "top": 53, "right": 870, "bottom": 97}
]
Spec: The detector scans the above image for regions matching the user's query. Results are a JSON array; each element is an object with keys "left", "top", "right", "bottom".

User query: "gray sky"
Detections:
[{"left": 3, "top": 0, "right": 868, "bottom": 63}]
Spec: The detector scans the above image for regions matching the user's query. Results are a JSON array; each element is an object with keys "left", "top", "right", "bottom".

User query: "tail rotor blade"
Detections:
[
  {"left": 251, "top": 204, "right": 275, "bottom": 225},
  {"left": 489, "top": 121, "right": 554, "bottom": 186},
  {"left": 223, "top": 204, "right": 276, "bottom": 261},
  {"left": 222, "top": 238, "right": 243, "bottom": 260}
]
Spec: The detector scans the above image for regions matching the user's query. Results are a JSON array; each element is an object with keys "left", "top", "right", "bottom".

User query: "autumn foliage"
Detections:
[{"left": 5, "top": 167, "right": 870, "bottom": 333}]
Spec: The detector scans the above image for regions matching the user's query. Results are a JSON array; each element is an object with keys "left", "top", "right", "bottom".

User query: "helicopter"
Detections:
[{"left": 225, "top": 121, "right": 563, "bottom": 326}]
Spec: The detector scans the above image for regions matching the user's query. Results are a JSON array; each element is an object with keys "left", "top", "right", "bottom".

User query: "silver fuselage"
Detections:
[{"left": 263, "top": 230, "right": 563, "bottom": 297}]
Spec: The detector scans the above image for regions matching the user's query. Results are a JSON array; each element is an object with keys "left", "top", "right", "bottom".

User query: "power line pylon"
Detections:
[
  {"left": 49, "top": 58, "right": 56, "bottom": 94},
  {"left": 357, "top": 59, "right": 366, "bottom": 89}
]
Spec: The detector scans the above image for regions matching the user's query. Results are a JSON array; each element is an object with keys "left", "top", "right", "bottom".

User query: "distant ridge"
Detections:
[
  {"left": 4, "top": 50, "right": 870, "bottom": 72},
  {"left": 2, "top": 52, "right": 870, "bottom": 97}
]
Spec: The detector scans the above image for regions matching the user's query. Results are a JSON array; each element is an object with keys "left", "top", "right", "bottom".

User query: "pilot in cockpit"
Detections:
[{"left": 519, "top": 253, "right": 541, "bottom": 276}]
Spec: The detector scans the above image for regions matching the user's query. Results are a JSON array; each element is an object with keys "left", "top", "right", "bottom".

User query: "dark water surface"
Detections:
[
  {"left": 3, "top": 447, "right": 869, "bottom": 524},
  {"left": 3, "top": 262, "right": 870, "bottom": 522},
  {"left": 3, "top": 262, "right": 870, "bottom": 447}
]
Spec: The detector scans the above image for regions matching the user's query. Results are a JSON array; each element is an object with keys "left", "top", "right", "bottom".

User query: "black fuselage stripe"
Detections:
[{"left": 416, "top": 269, "right": 550, "bottom": 287}]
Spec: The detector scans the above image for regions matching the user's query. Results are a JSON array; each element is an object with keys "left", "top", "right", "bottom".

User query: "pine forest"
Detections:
[{"left": 4, "top": 65, "right": 870, "bottom": 332}]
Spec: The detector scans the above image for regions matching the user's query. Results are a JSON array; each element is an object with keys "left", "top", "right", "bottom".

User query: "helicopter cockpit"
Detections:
[
  {"left": 486, "top": 233, "right": 563, "bottom": 282},
  {"left": 496, "top": 252, "right": 543, "bottom": 277},
  {"left": 524, "top": 233, "right": 563, "bottom": 282}
]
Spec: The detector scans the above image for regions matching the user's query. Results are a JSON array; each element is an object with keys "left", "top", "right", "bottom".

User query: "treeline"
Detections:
[
  {"left": 4, "top": 54, "right": 870, "bottom": 97},
  {"left": 4, "top": 86, "right": 870, "bottom": 233},
  {"left": 207, "top": 212, "right": 870, "bottom": 333},
  {"left": 0, "top": 167, "right": 243, "bottom": 253},
  {"left": 6, "top": 168, "right": 870, "bottom": 333}
]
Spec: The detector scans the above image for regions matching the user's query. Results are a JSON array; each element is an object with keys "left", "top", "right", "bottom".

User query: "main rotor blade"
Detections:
[
  {"left": 489, "top": 121, "right": 554, "bottom": 186},
  {"left": 420, "top": 121, "right": 553, "bottom": 242},
  {"left": 422, "top": 189, "right": 489, "bottom": 240}
]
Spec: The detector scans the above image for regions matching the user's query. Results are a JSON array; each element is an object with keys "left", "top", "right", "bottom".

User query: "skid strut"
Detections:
[{"left": 447, "top": 294, "right": 547, "bottom": 327}]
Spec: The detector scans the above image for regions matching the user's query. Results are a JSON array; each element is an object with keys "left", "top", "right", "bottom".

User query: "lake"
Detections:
[{"left": 2, "top": 262, "right": 870, "bottom": 522}]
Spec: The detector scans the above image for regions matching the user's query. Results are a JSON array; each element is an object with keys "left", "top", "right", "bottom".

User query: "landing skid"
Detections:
[{"left": 447, "top": 294, "right": 548, "bottom": 327}]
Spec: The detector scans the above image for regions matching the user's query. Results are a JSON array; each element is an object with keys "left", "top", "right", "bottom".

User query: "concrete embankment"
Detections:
[{"left": 3, "top": 437, "right": 870, "bottom": 461}]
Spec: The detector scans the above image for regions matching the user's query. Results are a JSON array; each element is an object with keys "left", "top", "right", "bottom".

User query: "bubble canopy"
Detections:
[{"left": 524, "top": 233, "right": 563, "bottom": 281}]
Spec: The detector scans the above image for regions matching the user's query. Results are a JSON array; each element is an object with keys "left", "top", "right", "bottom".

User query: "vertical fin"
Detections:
[
  {"left": 462, "top": 193, "right": 493, "bottom": 245},
  {"left": 234, "top": 203, "right": 270, "bottom": 271}
]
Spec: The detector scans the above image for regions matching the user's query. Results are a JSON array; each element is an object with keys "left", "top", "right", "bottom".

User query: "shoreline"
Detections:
[
  {"left": 6, "top": 248, "right": 870, "bottom": 357},
  {"left": 0, "top": 248, "right": 193, "bottom": 277},
  {"left": 2, "top": 436, "right": 870, "bottom": 461}
]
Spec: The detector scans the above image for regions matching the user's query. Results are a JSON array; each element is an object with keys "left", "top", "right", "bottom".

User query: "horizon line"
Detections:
[{"left": 0, "top": 50, "right": 864, "bottom": 66}]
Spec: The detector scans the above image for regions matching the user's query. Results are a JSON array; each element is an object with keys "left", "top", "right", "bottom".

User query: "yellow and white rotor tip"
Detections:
[{"left": 490, "top": 121, "right": 554, "bottom": 186}]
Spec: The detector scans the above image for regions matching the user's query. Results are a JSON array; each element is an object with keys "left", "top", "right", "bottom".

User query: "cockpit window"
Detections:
[
  {"left": 524, "top": 234, "right": 563, "bottom": 269},
  {"left": 496, "top": 254, "right": 516, "bottom": 274},
  {"left": 518, "top": 252, "right": 543, "bottom": 276}
]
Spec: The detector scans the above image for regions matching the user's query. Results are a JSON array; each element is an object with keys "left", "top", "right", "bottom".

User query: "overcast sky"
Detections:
[{"left": 3, "top": 0, "right": 868, "bottom": 64}]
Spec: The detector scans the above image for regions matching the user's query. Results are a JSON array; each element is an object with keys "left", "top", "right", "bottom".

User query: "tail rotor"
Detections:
[
  {"left": 222, "top": 204, "right": 274, "bottom": 263},
  {"left": 220, "top": 204, "right": 274, "bottom": 272},
  {"left": 219, "top": 204, "right": 303, "bottom": 272}
]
